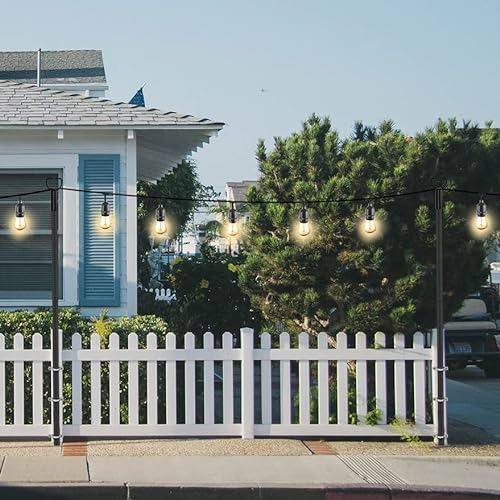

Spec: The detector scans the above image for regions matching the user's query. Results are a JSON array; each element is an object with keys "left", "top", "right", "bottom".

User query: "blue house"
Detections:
[{"left": 0, "top": 50, "right": 223, "bottom": 316}]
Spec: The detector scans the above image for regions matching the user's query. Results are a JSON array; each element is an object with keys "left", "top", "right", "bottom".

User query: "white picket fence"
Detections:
[{"left": 0, "top": 329, "right": 435, "bottom": 439}]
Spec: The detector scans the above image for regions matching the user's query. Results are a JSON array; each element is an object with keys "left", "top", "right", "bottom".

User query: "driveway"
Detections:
[{"left": 447, "top": 366, "right": 500, "bottom": 443}]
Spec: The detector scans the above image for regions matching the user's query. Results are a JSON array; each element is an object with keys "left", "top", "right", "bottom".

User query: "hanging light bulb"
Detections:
[
  {"left": 15, "top": 198, "right": 26, "bottom": 231},
  {"left": 298, "top": 205, "right": 310, "bottom": 236},
  {"left": 155, "top": 204, "right": 167, "bottom": 234},
  {"left": 100, "top": 194, "right": 111, "bottom": 230},
  {"left": 228, "top": 202, "right": 238, "bottom": 236},
  {"left": 476, "top": 196, "right": 488, "bottom": 230},
  {"left": 364, "top": 202, "right": 376, "bottom": 234}
]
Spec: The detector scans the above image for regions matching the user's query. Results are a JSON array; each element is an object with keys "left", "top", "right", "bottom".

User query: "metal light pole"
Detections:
[
  {"left": 434, "top": 188, "right": 447, "bottom": 446},
  {"left": 48, "top": 178, "right": 62, "bottom": 446}
]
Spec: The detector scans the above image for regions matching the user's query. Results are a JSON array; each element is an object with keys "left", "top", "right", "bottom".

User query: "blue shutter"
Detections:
[{"left": 79, "top": 155, "right": 120, "bottom": 307}]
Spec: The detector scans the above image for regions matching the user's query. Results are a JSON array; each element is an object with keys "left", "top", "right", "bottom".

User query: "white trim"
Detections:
[
  {"left": 125, "top": 133, "right": 138, "bottom": 316},
  {"left": 0, "top": 154, "right": 79, "bottom": 307}
]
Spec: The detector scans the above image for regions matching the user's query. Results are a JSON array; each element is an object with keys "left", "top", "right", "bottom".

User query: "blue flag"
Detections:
[{"left": 129, "top": 87, "right": 145, "bottom": 107}]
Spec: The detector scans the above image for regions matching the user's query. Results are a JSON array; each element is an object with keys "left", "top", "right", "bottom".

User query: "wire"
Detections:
[
  {"left": 58, "top": 186, "right": 436, "bottom": 205},
  {"left": 0, "top": 188, "right": 51, "bottom": 200},
  {"left": 444, "top": 187, "right": 500, "bottom": 197}
]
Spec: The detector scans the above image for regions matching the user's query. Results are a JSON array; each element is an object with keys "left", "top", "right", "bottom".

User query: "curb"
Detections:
[{"left": 0, "top": 483, "right": 498, "bottom": 500}]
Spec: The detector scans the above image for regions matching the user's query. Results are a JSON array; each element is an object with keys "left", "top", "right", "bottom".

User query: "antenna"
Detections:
[{"left": 36, "top": 48, "right": 42, "bottom": 86}]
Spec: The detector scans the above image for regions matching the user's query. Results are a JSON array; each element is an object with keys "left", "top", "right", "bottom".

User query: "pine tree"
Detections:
[{"left": 239, "top": 115, "right": 499, "bottom": 334}]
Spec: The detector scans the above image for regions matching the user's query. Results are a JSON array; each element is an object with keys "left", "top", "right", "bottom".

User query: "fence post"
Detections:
[{"left": 241, "top": 327, "right": 254, "bottom": 439}]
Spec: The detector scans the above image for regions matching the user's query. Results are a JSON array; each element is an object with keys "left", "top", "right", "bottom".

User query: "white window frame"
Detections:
[{"left": 0, "top": 154, "right": 78, "bottom": 307}]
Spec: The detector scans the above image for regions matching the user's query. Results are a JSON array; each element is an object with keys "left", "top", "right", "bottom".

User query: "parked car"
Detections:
[{"left": 445, "top": 298, "right": 500, "bottom": 378}]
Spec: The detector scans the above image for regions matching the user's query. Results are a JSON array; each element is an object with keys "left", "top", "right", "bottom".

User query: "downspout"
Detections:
[{"left": 36, "top": 48, "right": 42, "bottom": 86}]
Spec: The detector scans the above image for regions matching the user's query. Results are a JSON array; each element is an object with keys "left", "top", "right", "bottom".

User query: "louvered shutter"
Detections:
[{"left": 79, "top": 155, "right": 120, "bottom": 307}]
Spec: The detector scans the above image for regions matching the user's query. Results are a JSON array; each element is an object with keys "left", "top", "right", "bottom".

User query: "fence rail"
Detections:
[{"left": 0, "top": 329, "right": 435, "bottom": 439}]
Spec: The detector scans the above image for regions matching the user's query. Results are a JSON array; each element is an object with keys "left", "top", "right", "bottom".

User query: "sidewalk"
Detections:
[{"left": 0, "top": 454, "right": 498, "bottom": 499}]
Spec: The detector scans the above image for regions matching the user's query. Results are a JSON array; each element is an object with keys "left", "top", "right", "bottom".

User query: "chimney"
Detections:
[{"left": 36, "top": 48, "right": 41, "bottom": 86}]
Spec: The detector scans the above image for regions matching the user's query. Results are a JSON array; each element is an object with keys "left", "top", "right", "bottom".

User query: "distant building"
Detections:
[{"left": 0, "top": 49, "right": 108, "bottom": 97}]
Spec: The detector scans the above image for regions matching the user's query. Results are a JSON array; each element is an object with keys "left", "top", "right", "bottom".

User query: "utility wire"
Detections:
[
  {"left": 57, "top": 186, "right": 436, "bottom": 205},
  {"left": 0, "top": 188, "right": 51, "bottom": 200}
]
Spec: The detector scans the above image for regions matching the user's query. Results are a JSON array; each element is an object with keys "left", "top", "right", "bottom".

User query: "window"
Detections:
[{"left": 0, "top": 173, "right": 62, "bottom": 299}]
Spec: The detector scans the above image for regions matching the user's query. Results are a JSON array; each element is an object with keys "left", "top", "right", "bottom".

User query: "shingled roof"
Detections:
[
  {"left": 0, "top": 80, "right": 224, "bottom": 129},
  {"left": 0, "top": 50, "right": 106, "bottom": 84}
]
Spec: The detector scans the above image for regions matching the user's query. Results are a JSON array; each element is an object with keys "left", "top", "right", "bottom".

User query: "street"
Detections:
[{"left": 447, "top": 366, "right": 500, "bottom": 443}]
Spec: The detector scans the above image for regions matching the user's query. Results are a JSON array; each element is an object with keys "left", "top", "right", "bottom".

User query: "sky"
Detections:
[{"left": 2, "top": 0, "right": 500, "bottom": 193}]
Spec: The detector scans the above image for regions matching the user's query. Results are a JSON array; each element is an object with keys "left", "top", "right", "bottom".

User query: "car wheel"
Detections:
[{"left": 484, "top": 363, "right": 500, "bottom": 378}]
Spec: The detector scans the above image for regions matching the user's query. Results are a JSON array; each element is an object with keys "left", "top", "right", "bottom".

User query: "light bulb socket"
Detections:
[
  {"left": 299, "top": 206, "right": 308, "bottom": 224},
  {"left": 15, "top": 199, "right": 25, "bottom": 218},
  {"left": 365, "top": 202, "right": 375, "bottom": 221},
  {"left": 476, "top": 198, "right": 487, "bottom": 217},
  {"left": 101, "top": 200, "right": 110, "bottom": 217},
  {"left": 156, "top": 204, "right": 166, "bottom": 222},
  {"left": 229, "top": 203, "right": 237, "bottom": 224}
]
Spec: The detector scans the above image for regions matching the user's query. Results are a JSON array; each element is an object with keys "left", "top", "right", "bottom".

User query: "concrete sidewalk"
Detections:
[{"left": 0, "top": 455, "right": 498, "bottom": 499}]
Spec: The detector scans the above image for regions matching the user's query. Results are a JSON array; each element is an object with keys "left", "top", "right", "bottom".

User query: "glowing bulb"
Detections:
[
  {"left": 476, "top": 198, "right": 488, "bottom": 231},
  {"left": 228, "top": 202, "right": 238, "bottom": 236},
  {"left": 364, "top": 202, "right": 376, "bottom": 234},
  {"left": 15, "top": 199, "right": 26, "bottom": 231},
  {"left": 298, "top": 206, "right": 310, "bottom": 236},
  {"left": 155, "top": 204, "right": 167, "bottom": 234},
  {"left": 100, "top": 195, "right": 111, "bottom": 230}
]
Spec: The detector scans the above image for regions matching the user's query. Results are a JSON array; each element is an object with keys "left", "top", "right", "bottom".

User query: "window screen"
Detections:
[{"left": 0, "top": 173, "right": 62, "bottom": 299}]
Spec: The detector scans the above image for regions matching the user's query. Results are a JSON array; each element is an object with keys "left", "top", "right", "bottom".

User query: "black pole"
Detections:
[
  {"left": 50, "top": 186, "right": 62, "bottom": 446},
  {"left": 435, "top": 188, "right": 447, "bottom": 446}
]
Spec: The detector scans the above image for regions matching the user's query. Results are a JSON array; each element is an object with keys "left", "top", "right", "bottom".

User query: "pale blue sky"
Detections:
[{"left": 2, "top": 0, "right": 499, "bottom": 191}]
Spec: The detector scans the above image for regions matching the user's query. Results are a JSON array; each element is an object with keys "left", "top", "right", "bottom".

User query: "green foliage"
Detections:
[
  {"left": 390, "top": 418, "right": 423, "bottom": 444},
  {"left": 240, "top": 115, "right": 495, "bottom": 334},
  {"left": 138, "top": 244, "right": 261, "bottom": 337}
]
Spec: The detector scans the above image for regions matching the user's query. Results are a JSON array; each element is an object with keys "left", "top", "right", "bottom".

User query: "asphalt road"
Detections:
[{"left": 447, "top": 366, "right": 500, "bottom": 443}]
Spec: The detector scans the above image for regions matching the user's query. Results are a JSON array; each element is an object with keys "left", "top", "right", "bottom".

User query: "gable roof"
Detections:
[
  {"left": 0, "top": 50, "right": 106, "bottom": 85},
  {"left": 0, "top": 80, "right": 224, "bottom": 129}
]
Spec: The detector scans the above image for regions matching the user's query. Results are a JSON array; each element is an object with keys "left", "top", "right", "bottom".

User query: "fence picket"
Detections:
[
  {"left": 298, "top": 333, "right": 310, "bottom": 425},
  {"left": 184, "top": 333, "right": 196, "bottom": 425},
  {"left": 166, "top": 332, "right": 177, "bottom": 425},
  {"left": 203, "top": 332, "right": 215, "bottom": 425},
  {"left": 0, "top": 334, "right": 4, "bottom": 425},
  {"left": 374, "top": 332, "right": 387, "bottom": 424},
  {"left": 279, "top": 332, "right": 291, "bottom": 425},
  {"left": 394, "top": 333, "right": 406, "bottom": 419},
  {"left": 147, "top": 333, "right": 158, "bottom": 424},
  {"left": 32, "top": 333, "right": 43, "bottom": 426},
  {"left": 317, "top": 333, "right": 329, "bottom": 425},
  {"left": 109, "top": 333, "right": 120, "bottom": 426},
  {"left": 90, "top": 334, "right": 101, "bottom": 425},
  {"left": 14, "top": 333, "right": 24, "bottom": 425},
  {"left": 413, "top": 332, "right": 426, "bottom": 425},
  {"left": 336, "top": 332, "right": 348, "bottom": 425},
  {"left": 222, "top": 332, "right": 234, "bottom": 425},
  {"left": 127, "top": 333, "right": 139, "bottom": 425},
  {"left": 260, "top": 332, "right": 272, "bottom": 425},
  {"left": 71, "top": 334, "right": 82, "bottom": 426},
  {"left": 355, "top": 332, "right": 367, "bottom": 424},
  {"left": 241, "top": 327, "right": 254, "bottom": 438}
]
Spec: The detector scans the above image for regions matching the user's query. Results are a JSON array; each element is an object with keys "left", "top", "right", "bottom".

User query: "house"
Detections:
[
  {"left": 0, "top": 49, "right": 108, "bottom": 97},
  {"left": 0, "top": 54, "right": 223, "bottom": 316}
]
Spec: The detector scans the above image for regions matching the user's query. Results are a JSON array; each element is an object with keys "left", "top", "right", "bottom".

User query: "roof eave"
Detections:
[{"left": 0, "top": 123, "right": 225, "bottom": 131}]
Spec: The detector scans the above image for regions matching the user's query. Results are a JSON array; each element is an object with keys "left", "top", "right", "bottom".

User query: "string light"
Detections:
[
  {"left": 155, "top": 204, "right": 167, "bottom": 234},
  {"left": 298, "top": 205, "right": 310, "bottom": 236},
  {"left": 476, "top": 196, "right": 488, "bottom": 230},
  {"left": 228, "top": 202, "right": 238, "bottom": 236},
  {"left": 100, "top": 194, "right": 111, "bottom": 230},
  {"left": 3, "top": 184, "right": 497, "bottom": 242},
  {"left": 364, "top": 202, "right": 376, "bottom": 234},
  {"left": 15, "top": 197, "right": 26, "bottom": 231}
]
